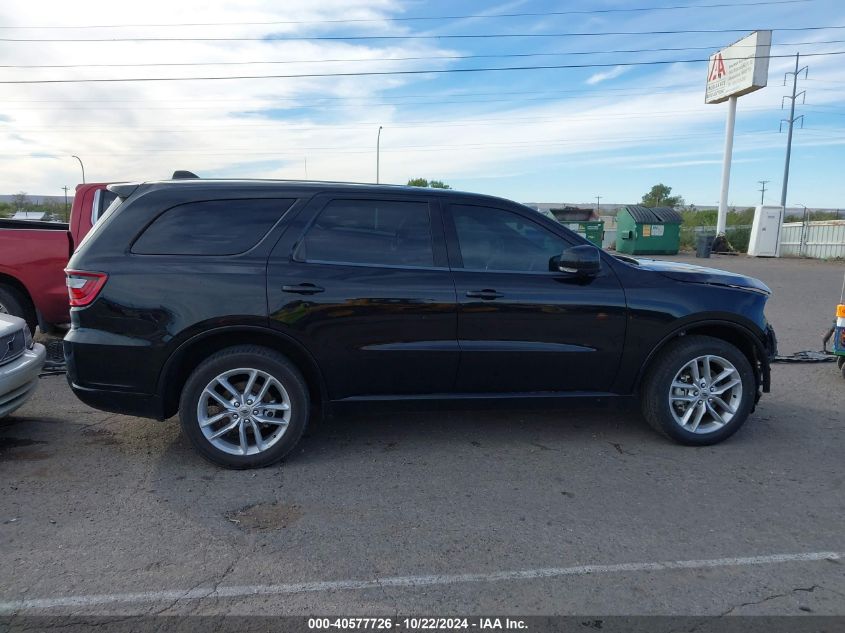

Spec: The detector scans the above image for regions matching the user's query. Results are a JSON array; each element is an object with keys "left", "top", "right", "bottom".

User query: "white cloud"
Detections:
[
  {"left": 0, "top": 0, "right": 843, "bottom": 205},
  {"left": 585, "top": 65, "right": 630, "bottom": 85}
]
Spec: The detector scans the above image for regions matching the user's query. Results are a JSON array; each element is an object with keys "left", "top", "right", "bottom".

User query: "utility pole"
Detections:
[
  {"left": 779, "top": 53, "right": 807, "bottom": 207},
  {"left": 62, "top": 185, "right": 69, "bottom": 220},
  {"left": 757, "top": 180, "right": 769, "bottom": 205},
  {"left": 376, "top": 126, "right": 383, "bottom": 184},
  {"left": 595, "top": 195, "right": 602, "bottom": 214}
]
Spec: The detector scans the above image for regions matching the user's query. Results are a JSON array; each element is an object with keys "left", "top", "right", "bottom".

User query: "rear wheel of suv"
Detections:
[
  {"left": 641, "top": 335, "right": 756, "bottom": 445},
  {"left": 179, "top": 345, "right": 309, "bottom": 469}
]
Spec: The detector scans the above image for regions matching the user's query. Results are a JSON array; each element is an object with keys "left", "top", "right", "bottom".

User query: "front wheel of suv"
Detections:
[
  {"left": 641, "top": 335, "right": 756, "bottom": 446},
  {"left": 179, "top": 345, "right": 309, "bottom": 469}
]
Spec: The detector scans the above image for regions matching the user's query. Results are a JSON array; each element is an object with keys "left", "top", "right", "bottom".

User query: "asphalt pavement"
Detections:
[{"left": 1, "top": 254, "right": 843, "bottom": 617}]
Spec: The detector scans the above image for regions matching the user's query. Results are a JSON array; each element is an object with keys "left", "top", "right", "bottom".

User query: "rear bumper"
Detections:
[
  {"left": 0, "top": 344, "right": 46, "bottom": 417},
  {"left": 64, "top": 337, "right": 165, "bottom": 420},
  {"left": 65, "top": 379, "right": 165, "bottom": 419}
]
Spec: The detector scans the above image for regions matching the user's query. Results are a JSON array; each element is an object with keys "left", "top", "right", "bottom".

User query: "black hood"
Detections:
[{"left": 617, "top": 256, "right": 771, "bottom": 294}]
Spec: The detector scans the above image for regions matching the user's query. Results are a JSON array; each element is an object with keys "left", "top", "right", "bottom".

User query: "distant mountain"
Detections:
[
  {"left": 526, "top": 202, "right": 844, "bottom": 219},
  {"left": 0, "top": 194, "right": 70, "bottom": 205}
]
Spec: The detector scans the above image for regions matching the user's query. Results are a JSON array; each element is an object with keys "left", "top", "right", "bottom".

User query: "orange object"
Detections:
[{"left": 837, "top": 304, "right": 845, "bottom": 318}]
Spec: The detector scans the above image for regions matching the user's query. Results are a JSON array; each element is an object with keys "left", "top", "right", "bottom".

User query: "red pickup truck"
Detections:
[{"left": 0, "top": 183, "right": 112, "bottom": 332}]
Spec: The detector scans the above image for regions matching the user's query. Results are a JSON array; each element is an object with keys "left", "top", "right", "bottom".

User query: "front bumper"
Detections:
[
  {"left": 765, "top": 323, "right": 778, "bottom": 360},
  {"left": 0, "top": 344, "right": 46, "bottom": 418},
  {"left": 758, "top": 323, "right": 777, "bottom": 395}
]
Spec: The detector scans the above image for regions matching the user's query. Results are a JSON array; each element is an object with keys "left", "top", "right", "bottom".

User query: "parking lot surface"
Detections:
[{"left": 1, "top": 254, "right": 844, "bottom": 616}]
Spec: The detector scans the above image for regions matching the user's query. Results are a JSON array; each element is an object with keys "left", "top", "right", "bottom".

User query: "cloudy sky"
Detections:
[{"left": 0, "top": 0, "right": 843, "bottom": 207}]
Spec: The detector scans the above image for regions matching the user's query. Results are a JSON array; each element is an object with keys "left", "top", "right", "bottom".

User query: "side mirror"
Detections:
[{"left": 555, "top": 245, "right": 602, "bottom": 277}]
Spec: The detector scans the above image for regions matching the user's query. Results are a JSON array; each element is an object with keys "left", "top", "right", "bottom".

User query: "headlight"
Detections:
[{"left": 23, "top": 327, "right": 34, "bottom": 350}]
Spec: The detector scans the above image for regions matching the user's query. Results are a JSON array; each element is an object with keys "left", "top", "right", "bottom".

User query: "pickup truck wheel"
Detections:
[
  {"left": 0, "top": 284, "right": 35, "bottom": 334},
  {"left": 641, "top": 335, "right": 755, "bottom": 446},
  {"left": 179, "top": 345, "right": 309, "bottom": 469}
]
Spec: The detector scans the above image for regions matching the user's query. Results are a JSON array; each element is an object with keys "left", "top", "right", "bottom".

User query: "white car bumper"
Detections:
[{"left": 0, "top": 343, "right": 46, "bottom": 418}]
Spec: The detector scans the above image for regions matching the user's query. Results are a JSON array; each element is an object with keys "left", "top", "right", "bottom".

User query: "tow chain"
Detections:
[{"left": 772, "top": 350, "right": 837, "bottom": 363}]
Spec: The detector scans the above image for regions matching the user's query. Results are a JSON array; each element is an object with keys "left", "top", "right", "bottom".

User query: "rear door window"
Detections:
[
  {"left": 294, "top": 199, "right": 434, "bottom": 268},
  {"left": 132, "top": 198, "right": 294, "bottom": 255}
]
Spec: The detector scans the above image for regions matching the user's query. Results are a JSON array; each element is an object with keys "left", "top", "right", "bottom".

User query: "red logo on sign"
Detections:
[{"left": 709, "top": 53, "right": 727, "bottom": 81}]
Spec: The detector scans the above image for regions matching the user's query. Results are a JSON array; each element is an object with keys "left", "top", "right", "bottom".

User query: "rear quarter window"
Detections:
[{"left": 132, "top": 198, "right": 294, "bottom": 256}]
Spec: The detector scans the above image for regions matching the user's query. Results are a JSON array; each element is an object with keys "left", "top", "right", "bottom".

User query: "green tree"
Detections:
[
  {"left": 407, "top": 178, "right": 451, "bottom": 189},
  {"left": 12, "top": 192, "right": 30, "bottom": 210},
  {"left": 809, "top": 210, "right": 840, "bottom": 221},
  {"left": 641, "top": 183, "right": 684, "bottom": 208}
]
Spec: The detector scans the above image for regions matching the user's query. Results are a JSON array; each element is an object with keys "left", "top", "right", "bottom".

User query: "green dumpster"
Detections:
[
  {"left": 616, "top": 206, "right": 682, "bottom": 255},
  {"left": 562, "top": 220, "right": 605, "bottom": 247}
]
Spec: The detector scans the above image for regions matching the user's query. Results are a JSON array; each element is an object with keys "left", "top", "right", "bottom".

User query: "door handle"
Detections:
[
  {"left": 466, "top": 289, "right": 503, "bottom": 300},
  {"left": 281, "top": 283, "right": 325, "bottom": 295}
]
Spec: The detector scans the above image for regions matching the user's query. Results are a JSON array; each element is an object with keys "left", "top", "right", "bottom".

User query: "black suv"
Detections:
[{"left": 64, "top": 179, "right": 776, "bottom": 468}]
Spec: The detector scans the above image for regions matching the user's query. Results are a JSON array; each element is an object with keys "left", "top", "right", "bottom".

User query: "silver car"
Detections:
[{"left": 0, "top": 314, "right": 46, "bottom": 418}]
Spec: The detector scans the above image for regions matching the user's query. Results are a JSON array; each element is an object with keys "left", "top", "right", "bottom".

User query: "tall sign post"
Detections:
[{"left": 705, "top": 30, "right": 772, "bottom": 239}]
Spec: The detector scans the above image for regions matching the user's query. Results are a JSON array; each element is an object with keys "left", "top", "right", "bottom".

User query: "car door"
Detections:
[
  {"left": 267, "top": 193, "right": 459, "bottom": 400},
  {"left": 443, "top": 201, "right": 627, "bottom": 394}
]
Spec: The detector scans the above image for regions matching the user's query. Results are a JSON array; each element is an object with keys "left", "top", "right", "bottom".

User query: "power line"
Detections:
[
  {"left": 34, "top": 131, "right": 759, "bottom": 154},
  {"left": 804, "top": 109, "right": 845, "bottom": 115},
  {"left": 22, "top": 133, "right": 844, "bottom": 161},
  {"left": 0, "top": 0, "right": 812, "bottom": 29},
  {"left": 0, "top": 93, "right": 707, "bottom": 109},
  {"left": 42, "top": 130, "right": 781, "bottom": 155},
  {"left": 0, "top": 106, "right": 788, "bottom": 131},
  {"left": 802, "top": 103, "right": 845, "bottom": 109},
  {"left": 3, "top": 25, "right": 845, "bottom": 43},
  {"left": 0, "top": 85, "right": 748, "bottom": 104},
  {"left": 5, "top": 81, "right": 845, "bottom": 105},
  {"left": 2, "top": 40, "right": 842, "bottom": 70},
  {"left": 1, "top": 51, "right": 843, "bottom": 85}
]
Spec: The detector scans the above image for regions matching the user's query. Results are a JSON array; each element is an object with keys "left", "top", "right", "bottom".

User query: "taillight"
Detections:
[{"left": 65, "top": 270, "right": 108, "bottom": 307}]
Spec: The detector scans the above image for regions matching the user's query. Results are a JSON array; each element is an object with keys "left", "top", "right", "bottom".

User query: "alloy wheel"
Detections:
[
  {"left": 668, "top": 354, "right": 743, "bottom": 434},
  {"left": 196, "top": 367, "right": 292, "bottom": 456}
]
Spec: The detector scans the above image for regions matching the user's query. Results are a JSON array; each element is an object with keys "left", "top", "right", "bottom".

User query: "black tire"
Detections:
[
  {"left": 179, "top": 345, "right": 309, "bottom": 469},
  {"left": 641, "top": 335, "right": 756, "bottom": 446},
  {"left": 0, "top": 284, "right": 36, "bottom": 334}
]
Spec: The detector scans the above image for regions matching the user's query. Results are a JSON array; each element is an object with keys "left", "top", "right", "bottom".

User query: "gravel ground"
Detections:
[{"left": 0, "top": 254, "right": 843, "bottom": 618}]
